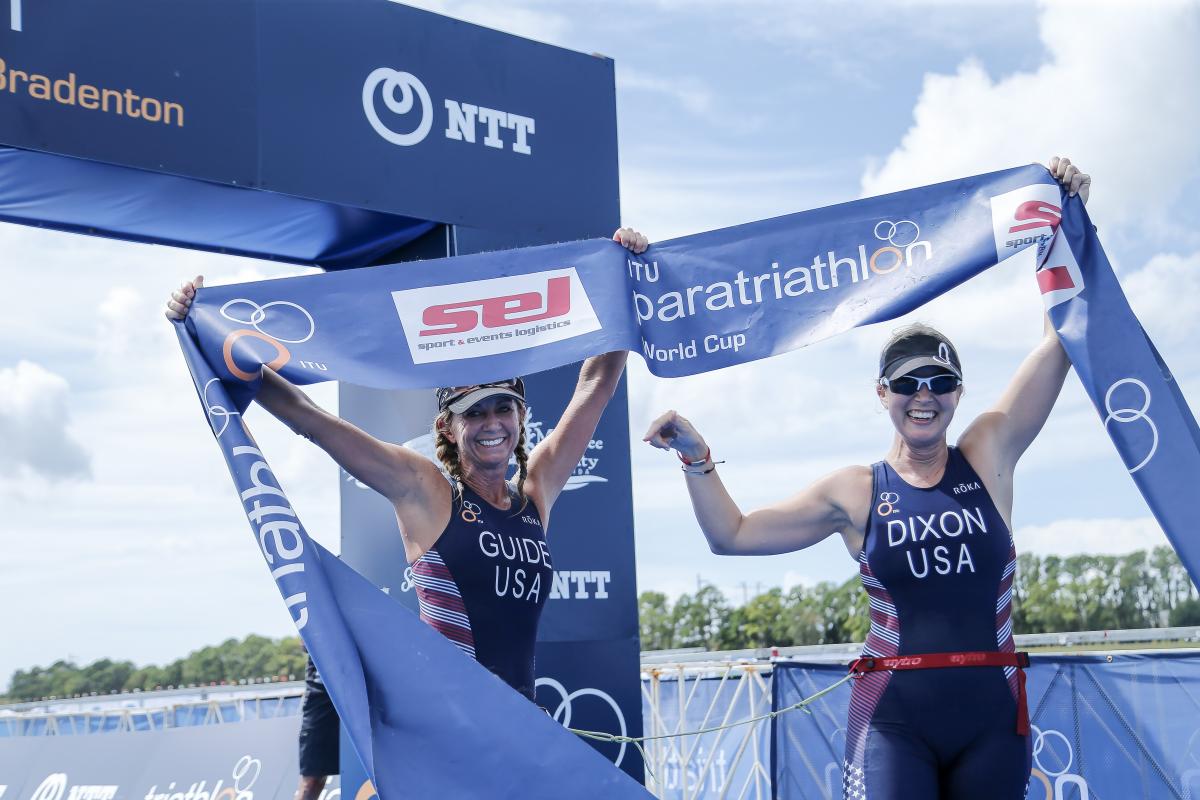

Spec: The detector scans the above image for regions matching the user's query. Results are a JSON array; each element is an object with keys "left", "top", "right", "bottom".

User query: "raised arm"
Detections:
[
  {"left": 166, "top": 276, "right": 447, "bottom": 512},
  {"left": 959, "top": 314, "right": 1071, "bottom": 476},
  {"left": 642, "top": 410, "right": 871, "bottom": 556},
  {"left": 254, "top": 368, "right": 447, "bottom": 507},
  {"left": 959, "top": 156, "right": 1088, "bottom": 476},
  {"left": 525, "top": 351, "right": 628, "bottom": 515},
  {"left": 524, "top": 228, "right": 648, "bottom": 517}
]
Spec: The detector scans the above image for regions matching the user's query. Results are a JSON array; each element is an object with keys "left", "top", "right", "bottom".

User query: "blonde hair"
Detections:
[{"left": 434, "top": 406, "right": 529, "bottom": 514}]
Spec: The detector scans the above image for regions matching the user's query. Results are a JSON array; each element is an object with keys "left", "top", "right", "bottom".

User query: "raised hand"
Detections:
[
  {"left": 643, "top": 409, "right": 708, "bottom": 461},
  {"left": 1048, "top": 156, "right": 1090, "bottom": 205},
  {"left": 613, "top": 227, "right": 649, "bottom": 254},
  {"left": 165, "top": 275, "right": 205, "bottom": 321}
]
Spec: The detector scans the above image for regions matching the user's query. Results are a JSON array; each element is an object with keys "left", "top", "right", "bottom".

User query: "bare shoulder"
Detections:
[
  {"left": 957, "top": 411, "right": 1008, "bottom": 479},
  {"left": 813, "top": 465, "right": 872, "bottom": 525},
  {"left": 823, "top": 464, "right": 873, "bottom": 556},
  {"left": 392, "top": 458, "right": 455, "bottom": 556},
  {"left": 822, "top": 464, "right": 873, "bottom": 499}
]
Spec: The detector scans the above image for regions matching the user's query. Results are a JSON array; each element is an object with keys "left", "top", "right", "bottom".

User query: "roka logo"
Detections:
[
  {"left": 363, "top": 67, "right": 536, "bottom": 155},
  {"left": 392, "top": 268, "right": 601, "bottom": 364}
]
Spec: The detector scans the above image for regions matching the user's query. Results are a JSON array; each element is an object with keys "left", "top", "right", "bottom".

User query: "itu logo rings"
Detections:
[
  {"left": 875, "top": 491, "right": 900, "bottom": 517},
  {"left": 203, "top": 378, "right": 240, "bottom": 439},
  {"left": 460, "top": 500, "right": 483, "bottom": 523},
  {"left": 362, "top": 68, "right": 433, "bottom": 146},
  {"left": 535, "top": 677, "right": 629, "bottom": 767},
  {"left": 1103, "top": 378, "right": 1158, "bottom": 474},
  {"left": 1027, "top": 724, "right": 1090, "bottom": 799},
  {"left": 220, "top": 300, "right": 315, "bottom": 344},
  {"left": 219, "top": 299, "right": 316, "bottom": 382},
  {"left": 873, "top": 220, "right": 921, "bottom": 248}
]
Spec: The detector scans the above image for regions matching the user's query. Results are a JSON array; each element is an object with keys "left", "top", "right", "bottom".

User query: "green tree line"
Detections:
[
  {"left": 8, "top": 548, "right": 1198, "bottom": 701},
  {"left": 640, "top": 547, "right": 1200, "bottom": 651},
  {"left": 3, "top": 634, "right": 306, "bottom": 703}
]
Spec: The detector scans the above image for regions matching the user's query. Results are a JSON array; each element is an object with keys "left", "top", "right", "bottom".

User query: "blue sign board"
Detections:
[{"left": 0, "top": 0, "right": 617, "bottom": 234}]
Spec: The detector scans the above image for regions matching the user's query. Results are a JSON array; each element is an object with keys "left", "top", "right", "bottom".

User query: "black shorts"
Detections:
[{"left": 299, "top": 663, "right": 340, "bottom": 776}]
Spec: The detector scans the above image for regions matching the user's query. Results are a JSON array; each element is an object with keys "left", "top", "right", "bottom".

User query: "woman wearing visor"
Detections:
[
  {"left": 165, "top": 227, "right": 648, "bottom": 702},
  {"left": 643, "top": 158, "right": 1089, "bottom": 799}
]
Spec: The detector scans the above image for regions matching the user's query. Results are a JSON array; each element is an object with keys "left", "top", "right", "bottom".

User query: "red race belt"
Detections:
[{"left": 848, "top": 651, "right": 1032, "bottom": 735}]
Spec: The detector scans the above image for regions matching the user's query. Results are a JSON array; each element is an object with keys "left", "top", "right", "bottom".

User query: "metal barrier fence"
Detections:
[
  {"left": 0, "top": 692, "right": 302, "bottom": 737},
  {"left": 640, "top": 662, "right": 773, "bottom": 800},
  {"left": 3, "top": 628, "right": 1200, "bottom": 799}
]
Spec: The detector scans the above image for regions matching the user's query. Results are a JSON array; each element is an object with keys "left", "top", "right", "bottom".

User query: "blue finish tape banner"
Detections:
[
  {"left": 772, "top": 655, "right": 1200, "bottom": 799},
  {"left": 176, "top": 164, "right": 1200, "bottom": 795},
  {"left": 183, "top": 163, "right": 1199, "bottom": 586}
]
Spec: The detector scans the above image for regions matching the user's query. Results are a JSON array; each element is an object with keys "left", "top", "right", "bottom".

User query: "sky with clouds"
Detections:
[{"left": 2, "top": 0, "right": 1199, "bottom": 686}]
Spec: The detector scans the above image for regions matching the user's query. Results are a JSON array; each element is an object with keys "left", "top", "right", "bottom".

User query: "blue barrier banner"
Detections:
[
  {"left": 772, "top": 655, "right": 1200, "bottom": 799},
  {"left": 176, "top": 163, "right": 1200, "bottom": 794},
  {"left": 642, "top": 673, "right": 772, "bottom": 798},
  {"left": 0, "top": 716, "right": 305, "bottom": 800}
]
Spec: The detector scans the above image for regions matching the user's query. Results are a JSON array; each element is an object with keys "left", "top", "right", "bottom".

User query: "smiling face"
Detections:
[
  {"left": 877, "top": 365, "right": 964, "bottom": 447},
  {"left": 442, "top": 394, "right": 522, "bottom": 471}
]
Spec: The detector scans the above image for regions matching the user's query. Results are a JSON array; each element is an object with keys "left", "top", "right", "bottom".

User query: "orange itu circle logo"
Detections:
[
  {"left": 218, "top": 299, "right": 315, "bottom": 382},
  {"left": 460, "top": 500, "right": 482, "bottom": 523},
  {"left": 875, "top": 491, "right": 900, "bottom": 517}
]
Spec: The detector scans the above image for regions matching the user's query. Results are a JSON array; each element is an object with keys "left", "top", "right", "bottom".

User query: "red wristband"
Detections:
[{"left": 677, "top": 447, "right": 710, "bottom": 466}]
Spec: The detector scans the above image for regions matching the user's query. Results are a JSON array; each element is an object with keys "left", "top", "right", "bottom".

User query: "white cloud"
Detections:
[
  {"left": 861, "top": 1, "right": 1200, "bottom": 230},
  {"left": 392, "top": 0, "right": 571, "bottom": 43},
  {"left": 1015, "top": 515, "right": 1170, "bottom": 557},
  {"left": 0, "top": 361, "right": 90, "bottom": 480},
  {"left": 1122, "top": 250, "right": 1200, "bottom": 347},
  {"left": 617, "top": 67, "right": 713, "bottom": 114}
]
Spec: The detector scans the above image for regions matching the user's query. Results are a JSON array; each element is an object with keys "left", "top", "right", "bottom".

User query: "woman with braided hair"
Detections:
[{"left": 165, "top": 227, "right": 648, "bottom": 706}]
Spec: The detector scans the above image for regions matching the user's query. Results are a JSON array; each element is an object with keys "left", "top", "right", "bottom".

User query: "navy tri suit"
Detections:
[
  {"left": 844, "top": 447, "right": 1031, "bottom": 799},
  {"left": 410, "top": 481, "right": 554, "bottom": 701}
]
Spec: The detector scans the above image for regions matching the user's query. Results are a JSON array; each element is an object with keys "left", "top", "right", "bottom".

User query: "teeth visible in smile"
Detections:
[
  {"left": 479, "top": 438, "right": 505, "bottom": 446},
  {"left": 908, "top": 410, "right": 935, "bottom": 420}
]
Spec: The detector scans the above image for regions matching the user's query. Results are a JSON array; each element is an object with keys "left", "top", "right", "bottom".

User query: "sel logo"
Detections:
[{"left": 392, "top": 268, "right": 601, "bottom": 364}]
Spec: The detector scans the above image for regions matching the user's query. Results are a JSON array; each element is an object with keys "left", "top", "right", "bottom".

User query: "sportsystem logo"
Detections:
[
  {"left": 989, "top": 184, "right": 1084, "bottom": 309},
  {"left": 391, "top": 268, "right": 601, "bottom": 364},
  {"left": 989, "top": 184, "right": 1062, "bottom": 264},
  {"left": 362, "top": 68, "right": 535, "bottom": 155}
]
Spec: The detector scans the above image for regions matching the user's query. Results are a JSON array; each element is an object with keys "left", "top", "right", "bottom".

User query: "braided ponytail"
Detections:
[
  {"left": 513, "top": 414, "right": 530, "bottom": 515},
  {"left": 434, "top": 409, "right": 465, "bottom": 495}
]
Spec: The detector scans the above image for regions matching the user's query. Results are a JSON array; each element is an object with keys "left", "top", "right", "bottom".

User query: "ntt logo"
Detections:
[{"left": 362, "top": 67, "right": 536, "bottom": 155}]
